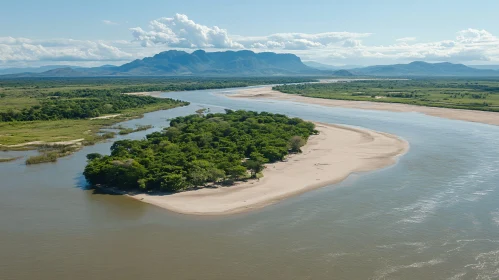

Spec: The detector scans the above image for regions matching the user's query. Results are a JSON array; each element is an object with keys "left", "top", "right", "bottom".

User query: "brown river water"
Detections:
[{"left": 1, "top": 87, "right": 499, "bottom": 280}]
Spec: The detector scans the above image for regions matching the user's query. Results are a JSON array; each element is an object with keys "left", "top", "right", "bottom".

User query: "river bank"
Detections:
[
  {"left": 129, "top": 122, "right": 409, "bottom": 215},
  {"left": 230, "top": 87, "right": 499, "bottom": 126}
]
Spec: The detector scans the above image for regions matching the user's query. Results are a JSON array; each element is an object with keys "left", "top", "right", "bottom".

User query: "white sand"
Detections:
[
  {"left": 230, "top": 87, "right": 499, "bottom": 126},
  {"left": 0, "top": 138, "right": 84, "bottom": 148},
  {"left": 131, "top": 123, "right": 408, "bottom": 215},
  {"left": 124, "top": 91, "right": 163, "bottom": 97},
  {"left": 89, "top": 114, "right": 122, "bottom": 120}
]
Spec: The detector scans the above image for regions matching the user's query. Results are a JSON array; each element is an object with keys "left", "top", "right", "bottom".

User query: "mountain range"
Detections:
[
  {"left": 1, "top": 50, "right": 346, "bottom": 77},
  {"left": 303, "top": 61, "right": 363, "bottom": 70},
  {"left": 1, "top": 50, "right": 499, "bottom": 77},
  {"left": 349, "top": 61, "right": 499, "bottom": 77}
]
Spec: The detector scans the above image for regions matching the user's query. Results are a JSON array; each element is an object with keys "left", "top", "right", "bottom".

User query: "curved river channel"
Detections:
[{"left": 1, "top": 86, "right": 499, "bottom": 280}]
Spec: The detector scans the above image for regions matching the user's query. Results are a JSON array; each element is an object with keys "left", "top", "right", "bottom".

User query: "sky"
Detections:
[{"left": 1, "top": 0, "right": 499, "bottom": 68}]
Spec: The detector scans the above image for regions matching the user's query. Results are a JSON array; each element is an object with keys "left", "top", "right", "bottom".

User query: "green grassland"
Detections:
[
  {"left": 0, "top": 104, "right": 175, "bottom": 146},
  {"left": 273, "top": 79, "right": 499, "bottom": 112}
]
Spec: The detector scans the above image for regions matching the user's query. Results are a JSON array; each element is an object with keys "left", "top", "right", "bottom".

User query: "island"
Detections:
[{"left": 84, "top": 110, "right": 408, "bottom": 215}]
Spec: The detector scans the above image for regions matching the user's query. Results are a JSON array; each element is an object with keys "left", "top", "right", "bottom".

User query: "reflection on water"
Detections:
[{"left": 1, "top": 87, "right": 499, "bottom": 279}]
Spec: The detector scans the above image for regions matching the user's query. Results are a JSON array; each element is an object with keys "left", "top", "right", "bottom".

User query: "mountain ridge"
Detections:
[
  {"left": 2, "top": 51, "right": 498, "bottom": 77},
  {"left": 2, "top": 50, "right": 342, "bottom": 77},
  {"left": 351, "top": 61, "right": 499, "bottom": 76}
]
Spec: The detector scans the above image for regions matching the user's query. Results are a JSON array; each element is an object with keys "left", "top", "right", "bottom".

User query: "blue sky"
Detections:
[{"left": 1, "top": 0, "right": 499, "bottom": 67}]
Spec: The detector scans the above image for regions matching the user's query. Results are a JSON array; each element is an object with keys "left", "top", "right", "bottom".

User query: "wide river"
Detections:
[{"left": 1, "top": 86, "right": 499, "bottom": 280}]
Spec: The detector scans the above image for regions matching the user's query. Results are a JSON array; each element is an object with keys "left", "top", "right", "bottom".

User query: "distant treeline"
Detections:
[
  {"left": 0, "top": 91, "right": 187, "bottom": 122},
  {"left": 0, "top": 77, "right": 317, "bottom": 93},
  {"left": 84, "top": 110, "right": 317, "bottom": 192}
]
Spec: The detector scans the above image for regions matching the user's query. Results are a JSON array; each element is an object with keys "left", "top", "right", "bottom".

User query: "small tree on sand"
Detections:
[
  {"left": 289, "top": 136, "right": 306, "bottom": 153},
  {"left": 244, "top": 160, "right": 264, "bottom": 178}
]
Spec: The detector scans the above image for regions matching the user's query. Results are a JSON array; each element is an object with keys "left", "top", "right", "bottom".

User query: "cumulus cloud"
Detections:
[
  {"left": 131, "top": 14, "right": 371, "bottom": 50},
  {"left": 456, "top": 29, "right": 495, "bottom": 43},
  {"left": 303, "top": 28, "right": 499, "bottom": 65},
  {"left": 130, "top": 14, "right": 243, "bottom": 48},
  {"left": 0, "top": 37, "right": 132, "bottom": 63}
]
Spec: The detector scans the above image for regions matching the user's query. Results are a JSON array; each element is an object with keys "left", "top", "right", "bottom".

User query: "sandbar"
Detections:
[
  {"left": 230, "top": 87, "right": 499, "bottom": 126},
  {"left": 130, "top": 123, "right": 409, "bottom": 215}
]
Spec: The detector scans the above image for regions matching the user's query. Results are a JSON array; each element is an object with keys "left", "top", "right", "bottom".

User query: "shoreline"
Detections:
[
  {"left": 230, "top": 87, "right": 499, "bottom": 126},
  {"left": 128, "top": 122, "right": 409, "bottom": 215},
  {"left": 124, "top": 91, "right": 163, "bottom": 97}
]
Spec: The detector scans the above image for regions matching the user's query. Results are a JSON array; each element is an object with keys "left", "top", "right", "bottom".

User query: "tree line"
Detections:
[
  {"left": 0, "top": 90, "right": 187, "bottom": 122},
  {"left": 84, "top": 110, "right": 317, "bottom": 192}
]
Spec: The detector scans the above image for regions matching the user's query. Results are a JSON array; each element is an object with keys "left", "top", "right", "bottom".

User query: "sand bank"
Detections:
[
  {"left": 131, "top": 123, "right": 408, "bottom": 215},
  {"left": 89, "top": 114, "right": 122, "bottom": 120},
  {"left": 230, "top": 87, "right": 499, "bottom": 126},
  {"left": 0, "top": 138, "right": 84, "bottom": 148},
  {"left": 124, "top": 91, "right": 163, "bottom": 97}
]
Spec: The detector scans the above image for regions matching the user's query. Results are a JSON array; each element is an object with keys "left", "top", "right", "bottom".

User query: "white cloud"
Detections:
[
  {"left": 342, "top": 39, "right": 363, "bottom": 48},
  {"left": 102, "top": 20, "right": 119, "bottom": 26},
  {"left": 131, "top": 14, "right": 371, "bottom": 51},
  {"left": 456, "top": 29, "right": 495, "bottom": 43},
  {"left": 0, "top": 37, "right": 132, "bottom": 63},
  {"left": 2, "top": 13, "right": 499, "bottom": 67},
  {"left": 130, "top": 14, "right": 243, "bottom": 49}
]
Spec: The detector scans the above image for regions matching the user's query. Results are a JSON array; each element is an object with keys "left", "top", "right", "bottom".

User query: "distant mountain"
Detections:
[
  {"left": 304, "top": 61, "right": 363, "bottom": 70},
  {"left": 5, "top": 54, "right": 496, "bottom": 78},
  {"left": 0, "top": 65, "right": 82, "bottom": 75},
  {"left": 331, "top": 70, "right": 354, "bottom": 77},
  {"left": 2, "top": 50, "right": 328, "bottom": 78},
  {"left": 352, "top": 61, "right": 499, "bottom": 77},
  {"left": 468, "top": 65, "right": 499, "bottom": 70},
  {"left": 114, "top": 50, "right": 319, "bottom": 76}
]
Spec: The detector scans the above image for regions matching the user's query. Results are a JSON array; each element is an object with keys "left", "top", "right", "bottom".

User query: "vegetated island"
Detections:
[
  {"left": 231, "top": 80, "right": 499, "bottom": 126},
  {"left": 84, "top": 110, "right": 408, "bottom": 215}
]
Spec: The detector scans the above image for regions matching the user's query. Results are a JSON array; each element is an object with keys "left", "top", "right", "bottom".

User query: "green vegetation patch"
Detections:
[
  {"left": 116, "top": 125, "right": 153, "bottom": 135},
  {"left": 0, "top": 91, "right": 186, "bottom": 122},
  {"left": 84, "top": 110, "right": 317, "bottom": 193},
  {"left": 273, "top": 79, "right": 499, "bottom": 112},
  {"left": 0, "top": 156, "right": 23, "bottom": 162},
  {"left": 25, "top": 144, "right": 82, "bottom": 165}
]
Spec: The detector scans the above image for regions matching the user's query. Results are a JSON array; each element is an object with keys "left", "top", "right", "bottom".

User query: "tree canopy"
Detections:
[
  {"left": 84, "top": 110, "right": 317, "bottom": 192},
  {"left": 0, "top": 90, "right": 187, "bottom": 122}
]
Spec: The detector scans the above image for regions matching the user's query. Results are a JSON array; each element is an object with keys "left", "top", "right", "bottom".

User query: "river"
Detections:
[{"left": 1, "top": 86, "right": 499, "bottom": 280}]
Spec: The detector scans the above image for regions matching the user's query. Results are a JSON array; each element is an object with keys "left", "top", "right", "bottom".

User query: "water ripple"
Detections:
[
  {"left": 393, "top": 159, "right": 498, "bottom": 224},
  {"left": 372, "top": 258, "right": 445, "bottom": 280}
]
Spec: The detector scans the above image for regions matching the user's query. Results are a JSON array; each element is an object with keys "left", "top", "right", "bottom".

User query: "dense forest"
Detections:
[
  {"left": 84, "top": 110, "right": 317, "bottom": 192},
  {"left": 0, "top": 91, "right": 187, "bottom": 121}
]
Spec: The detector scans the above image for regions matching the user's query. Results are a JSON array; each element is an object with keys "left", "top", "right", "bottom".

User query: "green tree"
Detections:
[{"left": 244, "top": 160, "right": 264, "bottom": 178}]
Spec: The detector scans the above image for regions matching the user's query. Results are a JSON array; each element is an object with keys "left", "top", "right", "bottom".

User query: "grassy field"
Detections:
[
  {"left": 0, "top": 103, "right": 177, "bottom": 146},
  {"left": 273, "top": 79, "right": 499, "bottom": 112}
]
